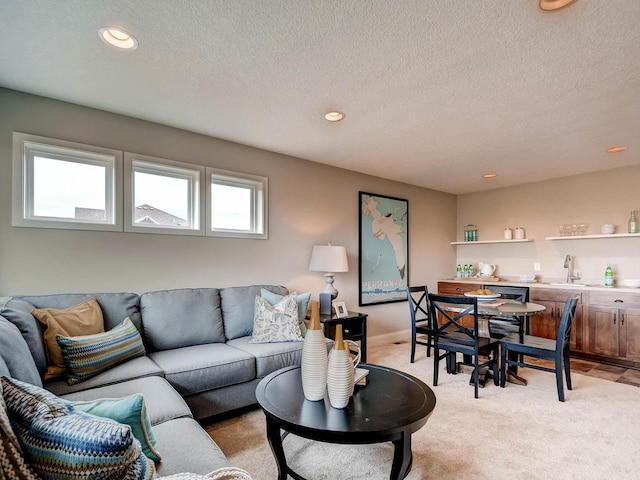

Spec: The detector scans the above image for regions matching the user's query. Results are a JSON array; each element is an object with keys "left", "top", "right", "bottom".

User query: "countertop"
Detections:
[{"left": 438, "top": 278, "right": 640, "bottom": 294}]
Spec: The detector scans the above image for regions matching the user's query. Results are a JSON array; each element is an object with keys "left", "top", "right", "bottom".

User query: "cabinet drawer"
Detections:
[
  {"left": 588, "top": 291, "right": 640, "bottom": 308},
  {"left": 341, "top": 320, "right": 363, "bottom": 338},
  {"left": 530, "top": 288, "right": 583, "bottom": 304},
  {"left": 437, "top": 282, "right": 481, "bottom": 296}
]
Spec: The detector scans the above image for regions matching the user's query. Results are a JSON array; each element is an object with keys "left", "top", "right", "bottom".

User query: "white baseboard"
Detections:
[{"left": 367, "top": 329, "right": 411, "bottom": 347}]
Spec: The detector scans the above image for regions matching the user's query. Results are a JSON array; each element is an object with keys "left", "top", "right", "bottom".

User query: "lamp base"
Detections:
[{"left": 319, "top": 292, "right": 337, "bottom": 316}]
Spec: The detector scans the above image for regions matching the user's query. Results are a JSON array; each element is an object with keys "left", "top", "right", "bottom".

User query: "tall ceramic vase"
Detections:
[
  {"left": 327, "top": 325, "right": 355, "bottom": 409},
  {"left": 301, "top": 300, "right": 328, "bottom": 401}
]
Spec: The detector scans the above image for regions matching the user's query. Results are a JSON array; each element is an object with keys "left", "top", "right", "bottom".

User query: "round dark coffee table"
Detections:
[{"left": 255, "top": 364, "right": 436, "bottom": 480}]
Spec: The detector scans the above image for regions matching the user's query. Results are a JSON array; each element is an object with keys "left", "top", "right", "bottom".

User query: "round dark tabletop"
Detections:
[{"left": 255, "top": 364, "right": 436, "bottom": 444}]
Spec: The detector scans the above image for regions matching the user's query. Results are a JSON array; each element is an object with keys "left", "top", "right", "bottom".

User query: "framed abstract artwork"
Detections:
[{"left": 358, "top": 191, "right": 409, "bottom": 306}]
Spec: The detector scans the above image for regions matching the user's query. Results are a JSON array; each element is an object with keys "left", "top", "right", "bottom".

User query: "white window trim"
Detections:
[
  {"left": 124, "top": 152, "right": 205, "bottom": 236},
  {"left": 12, "top": 132, "right": 123, "bottom": 232},
  {"left": 206, "top": 167, "right": 268, "bottom": 239}
]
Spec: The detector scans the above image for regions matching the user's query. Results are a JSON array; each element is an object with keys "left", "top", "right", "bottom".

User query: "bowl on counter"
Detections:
[
  {"left": 518, "top": 274, "right": 536, "bottom": 283},
  {"left": 600, "top": 224, "right": 616, "bottom": 234},
  {"left": 620, "top": 279, "right": 640, "bottom": 288}
]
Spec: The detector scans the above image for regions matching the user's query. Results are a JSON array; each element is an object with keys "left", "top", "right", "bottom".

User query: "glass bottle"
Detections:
[
  {"left": 629, "top": 210, "right": 638, "bottom": 234},
  {"left": 604, "top": 264, "right": 614, "bottom": 287},
  {"left": 456, "top": 264, "right": 462, "bottom": 277}
]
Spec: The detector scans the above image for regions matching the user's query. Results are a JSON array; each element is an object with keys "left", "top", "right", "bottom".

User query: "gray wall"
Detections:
[{"left": 0, "top": 88, "right": 457, "bottom": 339}]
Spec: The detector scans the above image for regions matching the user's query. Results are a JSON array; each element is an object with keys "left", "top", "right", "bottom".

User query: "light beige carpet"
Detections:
[{"left": 205, "top": 343, "right": 640, "bottom": 480}]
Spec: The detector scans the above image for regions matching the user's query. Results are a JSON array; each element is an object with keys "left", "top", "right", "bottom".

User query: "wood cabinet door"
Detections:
[
  {"left": 587, "top": 306, "right": 619, "bottom": 357},
  {"left": 569, "top": 304, "right": 583, "bottom": 352},
  {"left": 530, "top": 300, "right": 557, "bottom": 339},
  {"left": 620, "top": 308, "right": 640, "bottom": 361}
]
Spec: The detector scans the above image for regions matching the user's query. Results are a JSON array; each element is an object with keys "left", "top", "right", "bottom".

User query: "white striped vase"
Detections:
[
  {"left": 301, "top": 329, "right": 328, "bottom": 401},
  {"left": 327, "top": 346, "right": 355, "bottom": 409}
]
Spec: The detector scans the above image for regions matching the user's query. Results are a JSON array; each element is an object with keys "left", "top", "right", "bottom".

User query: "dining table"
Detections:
[{"left": 444, "top": 297, "right": 547, "bottom": 386}]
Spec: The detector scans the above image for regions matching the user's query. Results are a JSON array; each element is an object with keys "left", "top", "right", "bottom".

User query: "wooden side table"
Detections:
[{"left": 320, "top": 311, "right": 368, "bottom": 363}]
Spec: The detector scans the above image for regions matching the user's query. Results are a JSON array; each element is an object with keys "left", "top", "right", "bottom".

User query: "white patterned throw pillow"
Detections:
[{"left": 249, "top": 295, "right": 303, "bottom": 343}]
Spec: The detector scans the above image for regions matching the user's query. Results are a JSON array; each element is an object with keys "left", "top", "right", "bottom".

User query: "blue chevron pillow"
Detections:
[
  {"left": 1, "top": 376, "right": 155, "bottom": 480},
  {"left": 56, "top": 317, "right": 146, "bottom": 385}
]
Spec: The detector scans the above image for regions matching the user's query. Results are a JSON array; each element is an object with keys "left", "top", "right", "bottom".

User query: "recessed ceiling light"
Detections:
[
  {"left": 539, "top": 0, "right": 578, "bottom": 11},
  {"left": 606, "top": 146, "right": 627, "bottom": 153},
  {"left": 99, "top": 27, "right": 138, "bottom": 50},
  {"left": 324, "top": 111, "right": 345, "bottom": 122},
  {"left": 482, "top": 173, "right": 497, "bottom": 179}
]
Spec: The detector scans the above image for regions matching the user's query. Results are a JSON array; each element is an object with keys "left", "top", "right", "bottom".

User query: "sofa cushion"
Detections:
[
  {"left": 1, "top": 293, "right": 141, "bottom": 378},
  {"left": 250, "top": 295, "right": 303, "bottom": 344},
  {"left": 261, "top": 289, "right": 310, "bottom": 336},
  {"left": 57, "top": 317, "right": 146, "bottom": 385},
  {"left": 149, "top": 344, "right": 255, "bottom": 396},
  {"left": 1, "top": 376, "right": 155, "bottom": 480},
  {"left": 153, "top": 418, "right": 229, "bottom": 476},
  {"left": 220, "top": 285, "right": 288, "bottom": 340},
  {"left": 60, "top": 376, "right": 192, "bottom": 426},
  {"left": 226, "top": 336, "right": 304, "bottom": 378},
  {"left": 47, "top": 355, "right": 164, "bottom": 396},
  {"left": 72, "top": 394, "right": 162, "bottom": 462},
  {"left": 141, "top": 288, "right": 225, "bottom": 351},
  {"left": 0, "top": 355, "right": 9, "bottom": 378},
  {"left": 19, "top": 292, "right": 142, "bottom": 331},
  {"left": 0, "top": 381, "right": 41, "bottom": 480},
  {"left": 0, "top": 298, "right": 48, "bottom": 377},
  {"left": 0, "top": 317, "right": 42, "bottom": 387},
  {"left": 33, "top": 298, "right": 105, "bottom": 379}
]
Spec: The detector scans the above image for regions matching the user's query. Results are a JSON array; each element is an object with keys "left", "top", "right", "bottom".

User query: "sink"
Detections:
[{"left": 549, "top": 282, "right": 587, "bottom": 287}]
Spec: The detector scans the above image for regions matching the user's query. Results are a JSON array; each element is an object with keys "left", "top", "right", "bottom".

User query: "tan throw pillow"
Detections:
[{"left": 32, "top": 298, "right": 105, "bottom": 379}]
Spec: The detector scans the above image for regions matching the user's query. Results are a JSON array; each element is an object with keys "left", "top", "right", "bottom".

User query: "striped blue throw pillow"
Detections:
[
  {"left": 1, "top": 376, "right": 155, "bottom": 480},
  {"left": 56, "top": 317, "right": 146, "bottom": 385}
]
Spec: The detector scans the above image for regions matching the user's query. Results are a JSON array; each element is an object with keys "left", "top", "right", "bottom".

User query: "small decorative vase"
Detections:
[
  {"left": 327, "top": 325, "right": 355, "bottom": 409},
  {"left": 301, "top": 300, "right": 328, "bottom": 401}
]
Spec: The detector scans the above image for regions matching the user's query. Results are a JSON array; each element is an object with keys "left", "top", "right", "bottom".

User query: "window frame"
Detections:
[
  {"left": 206, "top": 168, "right": 268, "bottom": 239},
  {"left": 12, "top": 132, "right": 123, "bottom": 231},
  {"left": 123, "top": 152, "right": 205, "bottom": 236}
]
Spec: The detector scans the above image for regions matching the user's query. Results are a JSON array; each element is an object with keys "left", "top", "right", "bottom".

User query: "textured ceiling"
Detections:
[{"left": 1, "top": 0, "right": 639, "bottom": 194}]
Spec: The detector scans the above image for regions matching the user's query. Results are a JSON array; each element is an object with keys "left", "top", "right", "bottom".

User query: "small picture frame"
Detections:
[{"left": 333, "top": 301, "right": 349, "bottom": 318}]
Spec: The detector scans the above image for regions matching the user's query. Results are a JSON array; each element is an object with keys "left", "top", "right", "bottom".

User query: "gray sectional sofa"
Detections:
[{"left": 0, "top": 285, "right": 309, "bottom": 477}]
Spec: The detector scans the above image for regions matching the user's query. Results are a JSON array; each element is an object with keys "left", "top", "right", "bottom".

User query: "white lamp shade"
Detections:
[{"left": 308, "top": 245, "right": 349, "bottom": 273}]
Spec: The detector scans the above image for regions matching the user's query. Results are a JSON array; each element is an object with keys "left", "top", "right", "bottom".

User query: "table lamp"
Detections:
[{"left": 308, "top": 244, "right": 349, "bottom": 315}]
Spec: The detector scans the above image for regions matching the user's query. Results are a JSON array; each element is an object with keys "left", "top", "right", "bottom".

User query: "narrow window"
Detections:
[
  {"left": 124, "top": 153, "right": 204, "bottom": 236},
  {"left": 207, "top": 168, "right": 268, "bottom": 239},
  {"left": 12, "top": 133, "right": 122, "bottom": 231}
]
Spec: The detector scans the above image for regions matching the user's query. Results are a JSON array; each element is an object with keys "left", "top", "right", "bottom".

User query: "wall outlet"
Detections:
[{"left": 533, "top": 262, "right": 541, "bottom": 272}]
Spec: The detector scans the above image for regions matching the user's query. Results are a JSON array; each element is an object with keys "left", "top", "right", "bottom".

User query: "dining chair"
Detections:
[
  {"left": 484, "top": 286, "right": 529, "bottom": 338},
  {"left": 428, "top": 293, "right": 500, "bottom": 399},
  {"left": 406, "top": 286, "right": 435, "bottom": 363},
  {"left": 499, "top": 296, "right": 579, "bottom": 402}
]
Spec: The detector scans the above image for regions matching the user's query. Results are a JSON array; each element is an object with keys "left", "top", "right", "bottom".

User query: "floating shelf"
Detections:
[
  {"left": 545, "top": 233, "right": 640, "bottom": 240},
  {"left": 450, "top": 239, "right": 534, "bottom": 245}
]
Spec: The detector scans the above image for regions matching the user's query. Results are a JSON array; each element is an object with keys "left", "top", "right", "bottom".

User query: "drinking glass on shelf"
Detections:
[
  {"left": 578, "top": 223, "right": 588, "bottom": 235},
  {"left": 558, "top": 225, "right": 565, "bottom": 236},
  {"left": 571, "top": 224, "right": 578, "bottom": 236}
]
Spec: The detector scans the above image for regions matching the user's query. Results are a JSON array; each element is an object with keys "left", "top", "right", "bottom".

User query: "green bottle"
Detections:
[
  {"left": 629, "top": 210, "right": 638, "bottom": 234},
  {"left": 605, "top": 264, "right": 614, "bottom": 287},
  {"left": 456, "top": 264, "right": 462, "bottom": 277}
]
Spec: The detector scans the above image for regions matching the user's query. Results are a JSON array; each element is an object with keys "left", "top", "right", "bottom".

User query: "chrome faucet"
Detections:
[{"left": 564, "top": 255, "right": 579, "bottom": 283}]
